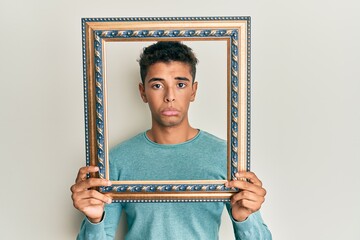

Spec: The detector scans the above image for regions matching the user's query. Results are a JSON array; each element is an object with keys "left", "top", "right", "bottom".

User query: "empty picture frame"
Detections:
[{"left": 82, "top": 16, "right": 251, "bottom": 202}]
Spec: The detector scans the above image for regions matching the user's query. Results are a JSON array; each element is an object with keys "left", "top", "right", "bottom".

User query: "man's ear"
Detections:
[
  {"left": 190, "top": 81, "right": 198, "bottom": 102},
  {"left": 138, "top": 83, "right": 148, "bottom": 103}
]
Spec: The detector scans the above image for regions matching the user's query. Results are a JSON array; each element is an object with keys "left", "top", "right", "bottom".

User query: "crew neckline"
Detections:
[{"left": 143, "top": 129, "right": 202, "bottom": 147}]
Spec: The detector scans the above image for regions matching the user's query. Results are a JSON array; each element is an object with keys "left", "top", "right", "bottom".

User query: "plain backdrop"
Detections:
[{"left": 1, "top": 0, "right": 359, "bottom": 239}]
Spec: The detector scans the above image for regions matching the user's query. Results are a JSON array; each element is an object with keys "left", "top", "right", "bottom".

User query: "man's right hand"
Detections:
[{"left": 71, "top": 166, "right": 112, "bottom": 223}]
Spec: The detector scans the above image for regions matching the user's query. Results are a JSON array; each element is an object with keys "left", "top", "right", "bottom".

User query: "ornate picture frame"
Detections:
[{"left": 82, "top": 16, "right": 251, "bottom": 202}]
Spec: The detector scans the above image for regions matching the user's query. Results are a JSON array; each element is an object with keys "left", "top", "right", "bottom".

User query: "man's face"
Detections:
[{"left": 139, "top": 61, "right": 198, "bottom": 128}]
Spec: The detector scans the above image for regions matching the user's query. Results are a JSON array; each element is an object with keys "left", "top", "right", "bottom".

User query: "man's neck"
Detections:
[{"left": 146, "top": 124, "right": 199, "bottom": 144}]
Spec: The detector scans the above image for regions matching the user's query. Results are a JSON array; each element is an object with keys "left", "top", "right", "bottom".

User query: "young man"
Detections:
[{"left": 71, "top": 41, "right": 271, "bottom": 239}]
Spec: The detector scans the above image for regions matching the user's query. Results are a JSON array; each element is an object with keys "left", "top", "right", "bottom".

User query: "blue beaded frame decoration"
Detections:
[{"left": 82, "top": 16, "right": 251, "bottom": 202}]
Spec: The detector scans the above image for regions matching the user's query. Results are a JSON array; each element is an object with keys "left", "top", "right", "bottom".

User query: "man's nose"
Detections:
[{"left": 164, "top": 87, "right": 175, "bottom": 102}]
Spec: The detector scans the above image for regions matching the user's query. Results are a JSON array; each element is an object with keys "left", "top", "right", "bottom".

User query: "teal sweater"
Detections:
[{"left": 77, "top": 131, "right": 271, "bottom": 240}]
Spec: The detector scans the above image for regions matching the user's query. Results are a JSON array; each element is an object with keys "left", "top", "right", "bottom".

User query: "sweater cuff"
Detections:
[
  {"left": 229, "top": 212, "right": 257, "bottom": 232},
  {"left": 84, "top": 212, "right": 106, "bottom": 230}
]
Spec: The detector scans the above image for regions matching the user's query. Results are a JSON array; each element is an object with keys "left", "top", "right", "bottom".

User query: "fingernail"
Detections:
[
  {"left": 94, "top": 166, "right": 99, "bottom": 171},
  {"left": 235, "top": 172, "right": 240, "bottom": 177},
  {"left": 107, "top": 181, "right": 112, "bottom": 186},
  {"left": 107, "top": 198, "right": 112, "bottom": 204}
]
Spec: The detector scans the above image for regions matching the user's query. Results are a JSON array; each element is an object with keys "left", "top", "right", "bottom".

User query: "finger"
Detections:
[
  {"left": 71, "top": 178, "right": 112, "bottom": 193},
  {"left": 233, "top": 199, "right": 262, "bottom": 212},
  {"left": 77, "top": 199, "right": 105, "bottom": 208},
  {"left": 76, "top": 166, "right": 100, "bottom": 183},
  {"left": 226, "top": 180, "right": 266, "bottom": 196},
  {"left": 235, "top": 171, "right": 262, "bottom": 186},
  {"left": 73, "top": 199, "right": 105, "bottom": 212},
  {"left": 230, "top": 190, "right": 265, "bottom": 205},
  {"left": 72, "top": 190, "right": 112, "bottom": 205}
]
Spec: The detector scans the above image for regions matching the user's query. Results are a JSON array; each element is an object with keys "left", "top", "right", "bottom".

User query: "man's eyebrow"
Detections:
[
  {"left": 147, "top": 78, "right": 164, "bottom": 83},
  {"left": 147, "top": 77, "right": 191, "bottom": 83},
  {"left": 175, "top": 77, "right": 190, "bottom": 81}
]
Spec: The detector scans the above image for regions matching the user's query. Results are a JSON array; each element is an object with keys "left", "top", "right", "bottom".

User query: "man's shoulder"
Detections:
[
  {"left": 196, "top": 131, "right": 226, "bottom": 159},
  {"left": 199, "top": 130, "right": 226, "bottom": 147},
  {"left": 110, "top": 132, "right": 145, "bottom": 153}
]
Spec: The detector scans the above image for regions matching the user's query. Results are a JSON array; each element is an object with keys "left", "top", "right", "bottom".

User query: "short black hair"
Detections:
[{"left": 138, "top": 41, "right": 198, "bottom": 84}]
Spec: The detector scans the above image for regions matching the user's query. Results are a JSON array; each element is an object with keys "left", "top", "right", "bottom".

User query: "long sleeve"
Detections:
[
  {"left": 226, "top": 203, "right": 272, "bottom": 240},
  {"left": 77, "top": 202, "right": 123, "bottom": 240}
]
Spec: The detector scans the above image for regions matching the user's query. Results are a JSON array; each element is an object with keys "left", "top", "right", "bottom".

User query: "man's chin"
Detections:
[
  {"left": 160, "top": 121, "right": 181, "bottom": 128},
  {"left": 158, "top": 118, "right": 182, "bottom": 128},
  {"left": 152, "top": 115, "right": 185, "bottom": 128}
]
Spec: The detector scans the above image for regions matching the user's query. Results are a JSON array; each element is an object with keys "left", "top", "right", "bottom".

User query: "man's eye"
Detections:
[
  {"left": 178, "top": 83, "right": 186, "bottom": 88},
  {"left": 152, "top": 84, "right": 162, "bottom": 89}
]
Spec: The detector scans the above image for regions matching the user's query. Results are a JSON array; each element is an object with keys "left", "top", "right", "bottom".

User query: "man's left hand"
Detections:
[{"left": 225, "top": 171, "right": 267, "bottom": 222}]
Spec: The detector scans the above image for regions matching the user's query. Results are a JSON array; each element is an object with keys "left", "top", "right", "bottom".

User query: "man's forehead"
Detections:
[{"left": 146, "top": 61, "right": 192, "bottom": 78}]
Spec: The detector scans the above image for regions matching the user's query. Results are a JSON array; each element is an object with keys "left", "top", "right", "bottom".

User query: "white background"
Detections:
[{"left": 1, "top": 0, "right": 359, "bottom": 239}]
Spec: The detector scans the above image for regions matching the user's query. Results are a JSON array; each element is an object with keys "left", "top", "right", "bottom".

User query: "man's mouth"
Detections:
[{"left": 161, "top": 108, "right": 179, "bottom": 116}]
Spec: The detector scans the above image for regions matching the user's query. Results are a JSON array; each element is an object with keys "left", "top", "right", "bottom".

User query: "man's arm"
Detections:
[
  {"left": 225, "top": 171, "right": 272, "bottom": 239},
  {"left": 71, "top": 166, "right": 121, "bottom": 240}
]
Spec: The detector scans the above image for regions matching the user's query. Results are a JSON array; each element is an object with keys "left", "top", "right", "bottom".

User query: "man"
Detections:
[{"left": 71, "top": 41, "right": 271, "bottom": 239}]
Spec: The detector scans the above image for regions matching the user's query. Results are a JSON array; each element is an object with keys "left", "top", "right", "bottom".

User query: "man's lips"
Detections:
[{"left": 161, "top": 108, "right": 180, "bottom": 116}]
